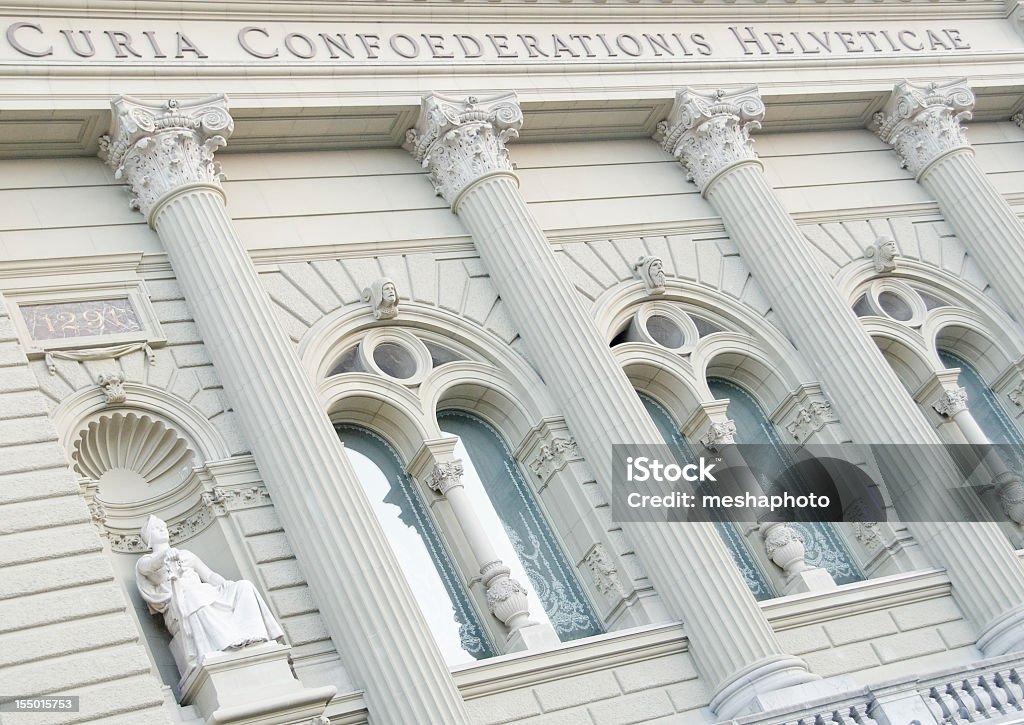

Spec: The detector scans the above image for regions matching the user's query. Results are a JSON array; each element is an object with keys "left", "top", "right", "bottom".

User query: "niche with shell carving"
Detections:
[
  {"left": 72, "top": 411, "right": 214, "bottom": 552},
  {"left": 71, "top": 409, "right": 246, "bottom": 694}
]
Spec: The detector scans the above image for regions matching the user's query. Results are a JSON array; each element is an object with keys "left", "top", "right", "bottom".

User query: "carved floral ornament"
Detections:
[
  {"left": 99, "top": 94, "right": 234, "bottom": 219},
  {"left": 426, "top": 460, "right": 465, "bottom": 496},
  {"left": 655, "top": 86, "right": 765, "bottom": 193},
  {"left": 872, "top": 79, "right": 974, "bottom": 179},
  {"left": 96, "top": 371, "right": 127, "bottom": 405},
  {"left": 528, "top": 436, "right": 581, "bottom": 479},
  {"left": 404, "top": 92, "right": 524, "bottom": 207},
  {"left": 700, "top": 419, "right": 737, "bottom": 451},
  {"left": 785, "top": 400, "right": 835, "bottom": 440},
  {"left": 931, "top": 386, "right": 969, "bottom": 417},
  {"left": 83, "top": 478, "right": 273, "bottom": 553}
]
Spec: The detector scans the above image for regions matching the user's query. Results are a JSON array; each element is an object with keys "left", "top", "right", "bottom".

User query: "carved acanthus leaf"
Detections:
[
  {"left": 700, "top": 419, "right": 737, "bottom": 452},
  {"left": 655, "top": 86, "right": 765, "bottom": 193},
  {"left": 405, "top": 93, "right": 523, "bottom": 205},
  {"left": 873, "top": 79, "right": 974, "bottom": 178},
  {"left": 100, "top": 95, "right": 234, "bottom": 217},
  {"left": 426, "top": 460, "right": 464, "bottom": 496},
  {"left": 931, "top": 386, "right": 969, "bottom": 417}
]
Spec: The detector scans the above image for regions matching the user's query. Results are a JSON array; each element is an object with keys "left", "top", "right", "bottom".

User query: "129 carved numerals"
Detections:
[{"left": 22, "top": 298, "right": 143, "bottom": 341}]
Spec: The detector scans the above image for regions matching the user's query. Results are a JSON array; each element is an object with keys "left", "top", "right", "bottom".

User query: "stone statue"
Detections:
[
  {"left": 135, "top": 515, "right": 284, "bottom": 676},
  {"left": 864, "top": 235, "right": 898, "bottom": 273},
  {"left": 363, "top": 278, "right": 400, "bottom": 320},
  {"left": 632, "top": 255, "right": 666, "bottom": 294}
]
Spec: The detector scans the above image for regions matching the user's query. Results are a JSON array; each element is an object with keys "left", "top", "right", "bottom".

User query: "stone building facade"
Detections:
[{"left": 3, "top": 1, "right": 1024, "bottom": 724}]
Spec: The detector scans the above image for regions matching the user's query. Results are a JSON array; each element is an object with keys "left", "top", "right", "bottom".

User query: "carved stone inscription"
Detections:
[
  {"left": 4, "top": 21, "right": 974, "bottom": 63},
  {"left": 21, "top": 298, "right": 142, "bottom": 341}
]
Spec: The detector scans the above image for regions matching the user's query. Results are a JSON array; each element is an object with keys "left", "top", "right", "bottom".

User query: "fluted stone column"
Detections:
[
  {"left": 657, "top": 86, "right": 1024, "bottom": 657},
  {"left": 874, "top": 79, "right": 1024, "bottom": 321},
  {"left": 99, "top": 95, "right": 470, "bottom": 725},
  {"left": 405, "top": 92, "right": 817, "bottom": 718}
]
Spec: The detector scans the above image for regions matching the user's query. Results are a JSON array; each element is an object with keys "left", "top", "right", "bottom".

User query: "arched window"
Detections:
[
  {"left": 336, "top": 424, "right": 496, "bottom": 664},
  {"left": 438, "top": 411, "right": 604, "bottom": 642},
  {"left": 707, "top": 378, "right": 865, "bottom": 586},
  {"left": 639, "top": 392, "right": 775, "bottom": 601},
  {"left": 939, "top": 351, "right": 1024, "bottom": 456}
]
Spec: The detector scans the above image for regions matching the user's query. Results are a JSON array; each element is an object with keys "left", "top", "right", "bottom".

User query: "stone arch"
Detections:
[
  {"left": 52, "top": 382, "right": 230, "bottom": 465},
  {"left": 925, "top": 308, "right": 1023, "bottom": 385},
  {"left": 859, "top": 317, "right": 941, "bottom": 395}
]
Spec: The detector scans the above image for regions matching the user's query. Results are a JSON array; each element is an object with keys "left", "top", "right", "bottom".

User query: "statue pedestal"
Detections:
[
  {"left": 505, "top": 622, "right": 561, "bottom": 653},
  {"left": 783, "top": 568, "right": 838, "bottom": 596},
  {"left": 180, "top": 642, "right": 335, "bottom": 724}
]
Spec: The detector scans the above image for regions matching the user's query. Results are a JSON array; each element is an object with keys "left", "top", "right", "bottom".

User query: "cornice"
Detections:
[
  {"left": 5, "top": 54, "right": 1024, "bottom": 160},
  {"left": 0, "top": 0, "right": 1007, "bottom": 22}
]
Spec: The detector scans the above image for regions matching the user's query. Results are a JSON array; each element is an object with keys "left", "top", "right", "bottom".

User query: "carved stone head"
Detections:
[
  {"left": 632, "top": 256, "right": 666, "bottom": 295},
  {"left": 140, "top": 515, "right": 169, "bottom": 550},
  {"left": 865, "top": 236, "right": 899, "bottom": 274},
  {"left": 363, "top": 278, "right": 399, "bottom": 320}
]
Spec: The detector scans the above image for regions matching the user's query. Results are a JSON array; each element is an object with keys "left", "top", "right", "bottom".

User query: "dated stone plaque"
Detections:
[{"left": 21, "top": 298, "right": 143, "bottom": 341}]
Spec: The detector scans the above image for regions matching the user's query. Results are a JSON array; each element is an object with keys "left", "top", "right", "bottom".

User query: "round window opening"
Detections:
[
  {"left": 373, "top": 342, "right": 418, "bottom": 379},
  {"left": 877, "top": 291, "right": 913, "bottom": 321},
  {"left": 645, "top": 314, "right": 685, "bottom": 349}
]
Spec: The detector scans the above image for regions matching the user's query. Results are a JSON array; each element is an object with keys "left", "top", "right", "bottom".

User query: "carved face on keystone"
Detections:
[
  {"left": 649, "top": 259, "right": 665, "bottom": 287},
  {"left": 382, "top": 282, "right": 397, "bottom": 305}
]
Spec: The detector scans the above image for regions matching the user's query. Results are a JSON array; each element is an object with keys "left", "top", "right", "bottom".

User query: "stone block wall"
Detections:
[{"left": 0, "top": 294, "right": 172, "bottom": 724}]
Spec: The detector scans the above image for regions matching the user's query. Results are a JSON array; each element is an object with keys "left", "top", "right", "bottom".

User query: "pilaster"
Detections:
[{"left": 100, "top": 94, "right": 471, "bottom": 725}]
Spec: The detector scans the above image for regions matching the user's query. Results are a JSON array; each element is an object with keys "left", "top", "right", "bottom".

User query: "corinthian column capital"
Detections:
[
  {"left": 931, "top": 386, "right": 969, "bottom": 417},
  {"left": 700, "top": 419, "right": 737, "bottom": 452},
  {"left": 99, "top": 95, "right": 234, "bottom": 220},
  {"left": 404, "top": 92, "right": 523, "bottom": 208},
  {"left": 873, "top": 79, "right": 974, "bottom": 178},
  {"left": 655, "top": 87, "right": 764, "bottom": 193},
  {"left": 425, "top": 460, "right": 465, "bottom": 496}
]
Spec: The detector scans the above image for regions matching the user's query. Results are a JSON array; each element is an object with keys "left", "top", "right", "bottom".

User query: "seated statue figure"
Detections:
[{"left": 135, "top": 515, "right": 285, "bottom": 676}]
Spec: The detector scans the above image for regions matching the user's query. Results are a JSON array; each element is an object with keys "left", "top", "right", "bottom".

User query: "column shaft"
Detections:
[
  {"left": 456, "top": 172, "right": 812, "bottom": 708},
  {"left": 101, "top": 96, "right": 469, "bottom": 725},
  {"left": 154, "top": 188, "right": 469, "bottom": 723},
  {"left": 919, "top": 150, "right": 1024, "bottom": 318},
  {"left": 705, "top": 158, "right": 1024, "bottom": 651}
]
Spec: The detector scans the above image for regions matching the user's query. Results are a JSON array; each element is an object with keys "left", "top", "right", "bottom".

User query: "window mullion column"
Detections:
[{"left": 409, "top": 439, "right": 559, "bottom": 651}]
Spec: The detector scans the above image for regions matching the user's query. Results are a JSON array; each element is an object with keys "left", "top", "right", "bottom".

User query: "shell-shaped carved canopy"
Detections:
[{"left": 72, "top": 412, "right": 196, "bottom": 491}]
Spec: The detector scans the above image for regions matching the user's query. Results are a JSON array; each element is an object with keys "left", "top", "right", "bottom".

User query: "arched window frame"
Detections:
[
  {"left": 607, "top": 290, "right": 877, "bottom": 589},
  {"left": 315, "top": 304, "right": 664, "bottom": 639}
]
